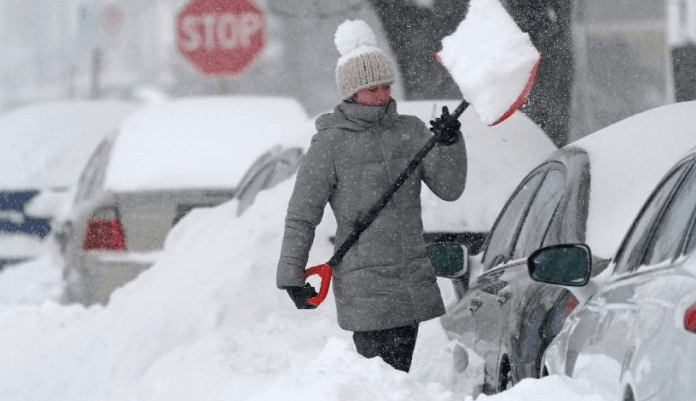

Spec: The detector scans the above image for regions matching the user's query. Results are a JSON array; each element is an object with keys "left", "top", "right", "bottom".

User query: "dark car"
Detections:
[
  {"left": 439, "top": 101, "right": 696, "bottom": 395},
  {"left": 528, "top": 143, "right": 696, "bottom": 401}
]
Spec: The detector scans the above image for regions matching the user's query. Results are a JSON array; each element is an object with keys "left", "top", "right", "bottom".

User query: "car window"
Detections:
[
  {"left": 684, "top": 170, "right": 696, "bottom": 255},
  {"left": 235, "top": 147, "right": 303, "bottom": 216},
  {"left": 512, "top": 169, "right": 564, "bottom": 259},
  {"left": 613, "top": 161, "right": 692, "bottom": 275},
  {"left": 73, "top": 139, "right": 112, "bottom": 204},
  {"left": 641, "top": 161, "right": 696, "bottom": 268},
  {"left": 482, "top": 171, "right": 545, "bottom": 270}
]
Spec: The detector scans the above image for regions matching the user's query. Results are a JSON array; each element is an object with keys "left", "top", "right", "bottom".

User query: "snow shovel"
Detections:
[{"left": 303, "top": 0, "right": 540, "bottom": 306}]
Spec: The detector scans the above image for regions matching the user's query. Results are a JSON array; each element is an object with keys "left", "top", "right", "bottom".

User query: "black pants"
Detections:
[{"left": 352, "top": 324, "right": 419, "bottom": 372}]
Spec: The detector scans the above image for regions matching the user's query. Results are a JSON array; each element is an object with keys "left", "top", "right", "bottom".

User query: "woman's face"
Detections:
[{"left": 354, "top": 84, "right": 391, "bottom": 106}]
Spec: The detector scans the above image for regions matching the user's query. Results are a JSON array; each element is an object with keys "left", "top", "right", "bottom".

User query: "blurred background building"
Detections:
[
  {"left": 1, "top": 0, "right": 695, "bottom": 144},
  {"left": 0, "top": 0, "right": 400, "bottom": 117}
]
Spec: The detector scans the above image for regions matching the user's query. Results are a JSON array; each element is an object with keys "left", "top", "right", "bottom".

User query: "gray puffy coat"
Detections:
[{"left": 276, "top": 99, "right": 467, "bottom": 331}]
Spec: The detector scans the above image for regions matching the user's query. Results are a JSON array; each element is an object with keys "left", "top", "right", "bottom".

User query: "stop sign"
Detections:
[{"left": 176, "top": 0, "right": 265, "bottom": 77}]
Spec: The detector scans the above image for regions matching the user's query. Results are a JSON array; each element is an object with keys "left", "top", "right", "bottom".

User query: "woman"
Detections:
[{"left": 276, "top": 19, "right": 467, "bottom": 372}]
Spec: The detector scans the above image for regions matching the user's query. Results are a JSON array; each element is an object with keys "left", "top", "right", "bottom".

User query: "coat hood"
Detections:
[{"left": 316, "top": 98, "right": 398, "bottom": 132}]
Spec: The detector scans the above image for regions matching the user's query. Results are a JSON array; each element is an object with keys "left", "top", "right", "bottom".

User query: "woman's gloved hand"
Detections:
[
  {"left": 285, "top": 283, "right": 318, "bottom": 309},
  {"left": 429, "top": 106, "right": 462, "bottom": 146}
]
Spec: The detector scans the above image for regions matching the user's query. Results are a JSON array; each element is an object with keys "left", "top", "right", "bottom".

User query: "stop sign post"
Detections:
[{"left": 176, "top": 0, "right": 265, "bottom": 77}]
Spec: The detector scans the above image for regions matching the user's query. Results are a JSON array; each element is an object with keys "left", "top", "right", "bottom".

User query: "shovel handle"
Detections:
[
  {"left": 302, "top": 263, "right": 333, "bottom": 306},
  {"left": 451, "top": 99, "right": 470, "bottom": 120}
]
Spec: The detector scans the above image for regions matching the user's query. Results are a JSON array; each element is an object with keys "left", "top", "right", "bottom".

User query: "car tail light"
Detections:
[
  {"left": 684, "top": 304, "right": 696, "bottom": 333},
  {"left": 82, "top": 205, "right": 126, "bottom": 251},
  {"left": 565, "top": 296, "right": 579, "bottom": 313}
]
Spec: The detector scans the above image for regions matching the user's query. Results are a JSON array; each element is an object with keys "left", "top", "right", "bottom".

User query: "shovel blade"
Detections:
[{"left": 437, "top": 0, "right": 541, "bottom": 126}]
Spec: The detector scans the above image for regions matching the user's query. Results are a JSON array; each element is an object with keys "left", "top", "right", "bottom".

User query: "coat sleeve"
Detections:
[
  {"left": 420, "top": 122, "right": 467, "bottom": 201},
  {"left": 276, "top": 132, "right": 337, "bottom": 288}
]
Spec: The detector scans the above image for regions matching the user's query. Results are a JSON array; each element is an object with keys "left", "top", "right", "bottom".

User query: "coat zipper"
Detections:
[{"left": 372, "top": 126, "right": 411, "bottom": 284}]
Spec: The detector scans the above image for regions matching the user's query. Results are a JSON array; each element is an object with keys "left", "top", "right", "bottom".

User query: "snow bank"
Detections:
[{"left": 0, "top": 176, "right": 608, "bottom": 401}]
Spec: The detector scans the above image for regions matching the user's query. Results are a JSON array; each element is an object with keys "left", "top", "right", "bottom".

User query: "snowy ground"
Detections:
[{"left": 0, "top": 177, "right": 607, "bottom": 401}]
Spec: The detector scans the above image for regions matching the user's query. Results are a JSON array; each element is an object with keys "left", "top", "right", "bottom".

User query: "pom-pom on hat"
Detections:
[{"left": 334, "top": 20, "right": 395, "bottom": 100}]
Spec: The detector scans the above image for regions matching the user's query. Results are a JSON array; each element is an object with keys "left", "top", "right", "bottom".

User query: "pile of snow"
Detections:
[
  {"left": 574, "top": 101, "right": 696, "bottom": 258},
  {"left": 104, "top": 96, "right": 312, "bottom": 191},
  {"left": 0, "top": 233, "right": 45, "bottom": 260},
  {"left": 0, "top": 175, "right": 606, "bottom": 401},
  {"left": 0, "top": 100, "right": 138, "bottom": 189}
]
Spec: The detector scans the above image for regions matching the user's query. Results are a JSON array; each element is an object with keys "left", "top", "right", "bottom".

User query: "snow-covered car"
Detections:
[
  {"left": 529, "top": 142, "right": 696, "bottom": 401},
  {"left": 0, "top": 100, "right": 140, "bottom": 269},
  {"left": 53, "top": 96, "right": 310, "bottom": 306},
  {"left": 440, "top": 101, "right": 696, "bottom": 395}
]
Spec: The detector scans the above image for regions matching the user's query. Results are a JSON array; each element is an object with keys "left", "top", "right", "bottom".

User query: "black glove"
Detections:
[
  {"left": 285, "top": 284, "right": 318, "bottom": 310},
  {"left": 429, "top": 106, "right": 462, "bottom": 146}
]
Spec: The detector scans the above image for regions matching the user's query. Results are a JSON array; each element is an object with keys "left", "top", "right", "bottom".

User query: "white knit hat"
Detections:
[{"left": 334, "top": 20, "right": 396, "bottom": 100}]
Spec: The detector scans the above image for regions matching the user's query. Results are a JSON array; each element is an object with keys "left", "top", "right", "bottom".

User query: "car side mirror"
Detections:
[
  {"left": 527, "top": 244, "right": 592, "bottom": 286},
  {"left": 427, "top": 241, "right": 468, "bottom": 279}
]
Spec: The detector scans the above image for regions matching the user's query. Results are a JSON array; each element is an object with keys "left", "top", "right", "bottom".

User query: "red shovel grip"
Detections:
[{"left": 302, "top": 263, "right": 333, "bottom": 306}]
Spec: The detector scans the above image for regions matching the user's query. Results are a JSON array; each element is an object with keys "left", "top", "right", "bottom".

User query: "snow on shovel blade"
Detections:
[{"left": 437, "top": 0, "right": 540, "bottom": 126}]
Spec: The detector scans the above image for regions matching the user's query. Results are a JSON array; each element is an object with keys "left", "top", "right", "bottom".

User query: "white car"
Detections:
[
  {"left": 53, "top": 96, "right": 310, "bottom": 305},
  {"left": 529, "top": 134, "right": 696, "bottom": 399}
]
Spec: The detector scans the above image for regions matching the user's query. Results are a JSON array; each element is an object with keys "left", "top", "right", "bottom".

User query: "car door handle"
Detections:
[
  {"left": 469, "top": 296, "right": 483, "bottom": 313},
  {"left": 497, "top": 288, "right": 512, "bottom": 306}
]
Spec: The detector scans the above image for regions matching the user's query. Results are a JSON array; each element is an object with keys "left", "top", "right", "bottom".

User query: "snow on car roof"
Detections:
[
  {"left": 104, "top": 96, "right": 311, "bottom": 191},
  {"left": 397, "top": 100, "right": 557, "bottom": 233},
  {"left": 0, "top": 100, "right": 139, "bottom": 189},
  {"left": 567, "top": 100, "right": 696, "bottom": 259}
]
